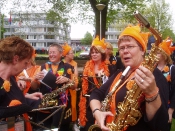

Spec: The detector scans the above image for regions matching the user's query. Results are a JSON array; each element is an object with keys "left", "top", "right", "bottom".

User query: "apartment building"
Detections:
[
  {"left": 3, "top": 12, "right": 127, "bottom": 50},
  {"left": 105, "top": 20, "right": 127, "bottom": 48},
  {"left": 3, "top": 12, "right": 71, "bottom": 52}
]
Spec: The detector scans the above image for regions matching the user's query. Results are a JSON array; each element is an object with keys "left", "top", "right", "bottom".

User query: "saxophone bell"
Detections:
[{"left": 88, "top": 124, "right": 102, "bottom": 131}]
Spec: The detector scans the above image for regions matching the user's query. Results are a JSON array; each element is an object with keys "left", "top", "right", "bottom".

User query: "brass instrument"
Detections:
[
  {"left": 101, "top": 66, "right": 131, "bottom": 112},
  {"left": 39, "top": 82, "right": 74, "bottom": 108},
  {"left": 89, "top": 11, "right": 162, "bottom": 131},
  {"left": 88, "top": 66, "right": 131, "bottom": 131}
]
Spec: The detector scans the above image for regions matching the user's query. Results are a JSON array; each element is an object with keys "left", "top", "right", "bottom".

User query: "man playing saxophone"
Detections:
[{"left": 89, "top": 25, "right": 169, "bottom": 131}]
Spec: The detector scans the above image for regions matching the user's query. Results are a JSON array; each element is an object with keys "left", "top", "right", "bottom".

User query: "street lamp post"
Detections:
[{"left": 96, "top": 4, "right": 106, "bottom": 40}]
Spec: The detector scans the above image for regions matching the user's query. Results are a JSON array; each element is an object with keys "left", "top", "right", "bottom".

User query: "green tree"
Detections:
[
  {"left": 1, "top": 0, "right": 154, "bottom": 39},
  {"left": 88, "top": 0, "right": 150, "bottom": 39},
  {"left": 45, "top": 0, "right": 150, "bottom": 39},
  {"left": 0, "top": 14, "right": 5, "bottom": 39},
  {"left": 143, "top": 0, "right": 175, "bottom": 40},
  {"left": 162, "top": 28, "right": 175, "bottom": 42},
  {"left": 81, "top": 31, "right": 93, "bottom": 45}
]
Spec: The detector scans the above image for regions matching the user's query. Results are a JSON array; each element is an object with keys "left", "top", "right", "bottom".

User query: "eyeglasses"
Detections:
[{"left": 118, "top": 46, "right": 139, "bottom": 52}]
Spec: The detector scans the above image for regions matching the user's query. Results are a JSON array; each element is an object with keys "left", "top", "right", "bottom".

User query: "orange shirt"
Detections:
[{"left": 17, "top": 65, "right": 40, "bottom": 94}]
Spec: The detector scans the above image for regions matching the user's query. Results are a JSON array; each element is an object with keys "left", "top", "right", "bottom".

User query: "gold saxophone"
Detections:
[
  {"left": 39, "top": 82, "right": 74, "bottom": 108},
  {"left": 88, "top": 66, "right": 131, "bottom": 131},
  {"left": 88, "top": 11, "right": 162, "bottom": 131}
]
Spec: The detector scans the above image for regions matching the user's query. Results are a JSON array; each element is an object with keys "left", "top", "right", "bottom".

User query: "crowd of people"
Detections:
[{"left": 0, "top": 23, "right": 175, "bottom": 131}]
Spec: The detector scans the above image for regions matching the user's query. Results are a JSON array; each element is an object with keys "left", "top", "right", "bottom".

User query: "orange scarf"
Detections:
[
  {"left": 79, "top": 60, "right": 109, "bottom": 126},
  {"left": 106, "top": 71, "right": 135, "bottom": 124}
]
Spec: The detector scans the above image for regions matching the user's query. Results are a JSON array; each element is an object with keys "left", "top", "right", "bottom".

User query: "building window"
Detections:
[
  {"left": 37, "top": 43, "right": 43, "bottom": 47},
  {"left": 48, "top": 28, "right": 54, "bottom": 32},
  {"left": 44, "top": 27, "right": 47, "bottom": 32},
  {"left": 48, "top": 42, "right": 53, "bottom": 47},
  {"left": 44, "top": 35, "right": 55, "bottom": 39}
]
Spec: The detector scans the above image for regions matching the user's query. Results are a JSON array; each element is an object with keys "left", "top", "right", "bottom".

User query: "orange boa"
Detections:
[{"left": 79, "top": 60, "right": 109, "bottom": 126}]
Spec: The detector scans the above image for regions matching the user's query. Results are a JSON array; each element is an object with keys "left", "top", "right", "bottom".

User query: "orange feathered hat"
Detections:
[
  {"left": 91, "top": 36, "right": 106, "bottom": 53},
  {"left": 159, "top": 37, "right": 175, "bottom": 56},
  {"left": 119, "top": 25, "right": 150, "bottom": 51},
  {"left": 62, "top": 43, "right": 72, "bottom": 56}
]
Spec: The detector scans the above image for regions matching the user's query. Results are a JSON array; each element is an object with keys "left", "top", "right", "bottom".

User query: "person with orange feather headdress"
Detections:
[
  {"left": 89, "top": 25, "right": 169, "bottom": 131},
  {"left": 156, "top": 37, "right": 175, "bottom": 131},
  {"left": 78, "top": 36, "right": 110, "bottom": 131}
]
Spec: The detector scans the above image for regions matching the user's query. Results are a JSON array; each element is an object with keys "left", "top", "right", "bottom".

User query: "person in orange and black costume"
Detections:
[
  {"left": 79, "top": 36, "right": 110, "bottom": 131},
  {"left": 62, "top": 43, "right": 79, "bottom": 131},
  {"left": 0, "top": 36, "right": 42, "bottom": 131},
  {"left": 31, "top": 43, "right": 76, "bottom": 130},
  {"left": 157, "top": 37, "right": 175, "bottom": 131},
  {"left": 105, "top": 41, "right": 124, "bottom": 76},
  {"left": 90, "top": 25, "right": 169, "bottom": 131}
]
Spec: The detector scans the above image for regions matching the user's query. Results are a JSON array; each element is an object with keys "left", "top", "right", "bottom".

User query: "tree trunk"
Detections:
[{"left": 89, "top": 0, "right": 108, "bottom": 40}]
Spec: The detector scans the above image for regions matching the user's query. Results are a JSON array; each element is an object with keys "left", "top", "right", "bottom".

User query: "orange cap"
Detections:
[
  {"left": 91, "top": 36, "right": 106, "bottom": 52},
  {"left": 62, "top": 43, "right": 72, "bottom": 56},
  {"left": 119, "top": 25, "right": 150, "bottom": 51},
  {"left": 159, "top": 37, "right": 175, "bottom": 56}
]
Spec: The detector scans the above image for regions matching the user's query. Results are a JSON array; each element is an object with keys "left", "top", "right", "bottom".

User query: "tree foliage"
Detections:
[
  {"left": 45, "top": 0, "right": 150, "bottom": 38},
  {"left": 77, "top": 0, "right": 150, "bottom": 39},
  {"left": 1, "top": 0, "right": 151, "bottom": 36},
  {"left": 1, "top": 0, "right": 175, "bottom": 41},
  {"left": 0, "top": 14, "right": 5, "bottom": 39},
  {"left": 143, "top": 0, "right": 175, "bottom": 40},
  {"left": 80, "top": 31, "right": 93, "bottom": 45}
]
